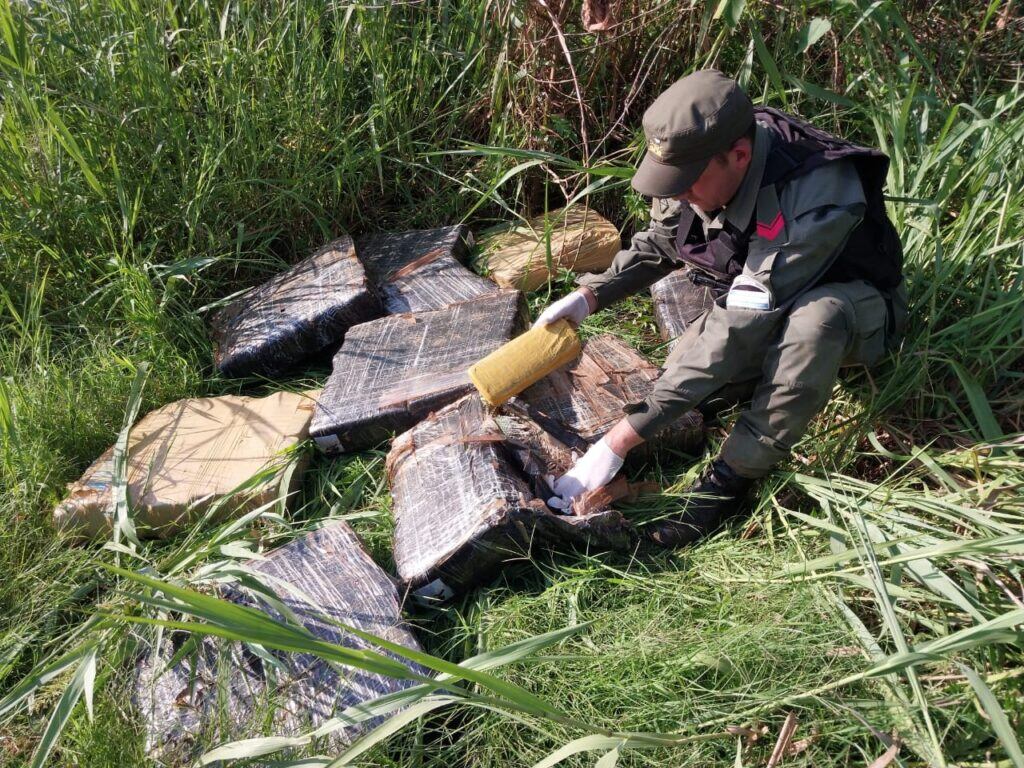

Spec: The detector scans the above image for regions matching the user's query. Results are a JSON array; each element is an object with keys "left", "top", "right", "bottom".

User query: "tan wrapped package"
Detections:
[
  {"left": 480, "top": 206, "right": 621, "bottom": 291},
  {"left": 54, "top": 390, "right": 318, "bottom": 539},
  {"left": 468, "top": 319, "right": 581, "bottom": 407}
]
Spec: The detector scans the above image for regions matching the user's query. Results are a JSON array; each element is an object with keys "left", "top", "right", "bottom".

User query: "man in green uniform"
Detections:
[{"left": 536, "top": 70, "right": 907, "bottom": 547}]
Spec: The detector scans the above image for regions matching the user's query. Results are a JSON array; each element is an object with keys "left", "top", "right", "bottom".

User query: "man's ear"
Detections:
[{"left": 732, "top": 137, "right": 753, "bottom": 169}]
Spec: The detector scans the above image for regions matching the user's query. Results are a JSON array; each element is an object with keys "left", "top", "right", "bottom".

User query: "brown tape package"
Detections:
[
  {"left": 134, "top": 521, "right": 425, "bottom": 763},
  {"left": 54, "top": 391, "right": 317, "bottom": 539},
  {"left": 480, "top": 206, "right": 621, "bottom": 292},
  {"left": 650, "top": 268, "right": 728, "bottom": 349}
]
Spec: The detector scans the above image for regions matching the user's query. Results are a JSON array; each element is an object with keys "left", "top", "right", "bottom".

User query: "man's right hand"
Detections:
[
  {"left": 532, "top": 289, "right": 594, "bottom": 329},
  {"left": 547, "top": 437, "right": 625, "bottom": 512}
]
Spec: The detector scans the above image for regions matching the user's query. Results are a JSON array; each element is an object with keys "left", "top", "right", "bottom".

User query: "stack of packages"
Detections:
[{"left": 54, "top": 206, "right": 704, "bottom": 762}]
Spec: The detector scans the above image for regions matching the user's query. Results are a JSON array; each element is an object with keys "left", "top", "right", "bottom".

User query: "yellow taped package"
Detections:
[{"left": 468, "top": 319, "right": 582, "bottom": 406}]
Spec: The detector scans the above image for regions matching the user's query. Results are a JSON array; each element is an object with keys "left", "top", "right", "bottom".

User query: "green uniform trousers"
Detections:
[{"left": 657, "top": 275, "right": 908, "bottom": 478}]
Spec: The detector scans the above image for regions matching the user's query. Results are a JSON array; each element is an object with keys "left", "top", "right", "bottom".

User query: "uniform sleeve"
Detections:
[
  {"left": 576, "top": 197, "right": 681, "bottom": 311},
  {"left": 624, "top": 161, "right": 867, "bottom": 440}
]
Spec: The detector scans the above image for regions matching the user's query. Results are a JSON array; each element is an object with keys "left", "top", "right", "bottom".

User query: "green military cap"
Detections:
[{"left": 632, "top": 70, "right": 754, "bottom": 198}]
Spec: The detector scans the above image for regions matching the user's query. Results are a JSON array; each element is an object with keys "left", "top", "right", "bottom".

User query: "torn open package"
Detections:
[
  {"left": 520, "top": 334, "right": 704, "bottom": 453},
  {"left": 310, "top": 291, "right": 527, "bottom": 454},
  {"left": 387, "top": 393, "right": 636, "bottom": 598},
  {"left": 211, "top": 235, "right": 380, "bottom": 378},
  {"left": 134, "top": 521, "right": 426, "bottom": 764},
  {"left": 356, "top": 225, "right": 499, "bottom": 313}
]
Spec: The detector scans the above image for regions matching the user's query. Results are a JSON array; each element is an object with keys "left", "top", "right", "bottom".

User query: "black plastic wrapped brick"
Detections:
[
  {"left": 356, "top": 225, "right": 498, "bottom": 313},
  {"left": 134, "top": 521, "right": 425, "bottom": 764},
  {"left": 210, "top": 235, "right": 381, "bottom": 378},
  {"left": 649, "top": 268, "right": 728, "bottom": 348},
  {"left": 387, "top": 394, "right": 634, "bottom": 598},
  {"left": 310, "top": 291, "right": 527, "bottom": 454},
  {"left": 521, "top": 333, "right": 704, "bottom": 454}
]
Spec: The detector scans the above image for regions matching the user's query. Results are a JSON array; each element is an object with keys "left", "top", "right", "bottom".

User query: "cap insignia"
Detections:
[{"left": 648, "top": 136, "right": 666, "bottom": 159}]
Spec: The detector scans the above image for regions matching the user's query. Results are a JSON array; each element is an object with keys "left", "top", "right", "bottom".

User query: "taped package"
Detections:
[
  {"left": 356, "top": 225, "right": 498, "bottom": 313},
  {"left": 310, "top": 292, "right": 527, "bottom": 454},
  {"left": 479, "top": 206, "right": 621, "bottom": 292},
  {"left": 469, "top": 319, "right": 582, "bottom": 406},
  {"left": 134, "top": 522, "right": 425, "bottom": 763},
  {"left": 211, "top": 235, "right": 381, "bottom": 378},
  {"left": 387, "top": 393, "right": 635, "bottom": 598},
  {"left": 650, "top": 269, "right": 728, "bottom": 348},
  {"left": 54, "top": 391, "right": 316, "bottom": 539},
  {"left": 521, "top": 334, "right": 704, "bottom": 452}
]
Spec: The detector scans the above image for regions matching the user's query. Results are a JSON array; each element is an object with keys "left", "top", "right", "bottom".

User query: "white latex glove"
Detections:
[
  {"left": 547, "top": 438, "right": 624, "bottom": 512},
  {"left": 533, "top": 290, "right": 591, "bottom": 329}
]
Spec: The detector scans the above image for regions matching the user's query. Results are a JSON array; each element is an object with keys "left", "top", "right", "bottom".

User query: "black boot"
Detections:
[{"left": 645, "top": 458, "right": 753, "bottom": 549}]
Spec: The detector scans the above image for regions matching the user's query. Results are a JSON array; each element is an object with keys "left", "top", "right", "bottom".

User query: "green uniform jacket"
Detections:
[{"left": 578, "top": 122, "right": 870, "bottom": 440}]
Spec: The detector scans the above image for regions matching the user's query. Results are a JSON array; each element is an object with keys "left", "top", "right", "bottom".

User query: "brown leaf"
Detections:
[
  {"left": 867, "top": 737, "right": 901, "bottom": 768},
  {"left": 785, "top": 729, "right": 818, "bottom": 757},
  {"left": 766, "top": 712, "right": 799, "bottom": 768},
  {"left": 726, "top": 723, "right": 768, "bottom": 747}
]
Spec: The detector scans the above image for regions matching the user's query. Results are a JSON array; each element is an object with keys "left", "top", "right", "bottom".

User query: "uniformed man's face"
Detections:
[{"left": 674, "top": 137, "right": 752, "bottom": 212}]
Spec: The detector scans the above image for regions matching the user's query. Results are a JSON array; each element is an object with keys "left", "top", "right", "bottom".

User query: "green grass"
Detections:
[
  {"left": 2, "top": 0, "right": 1023, "bottom": 766},
  {"left": 418, "top": 543, "right": 877, "bottom": 766}
]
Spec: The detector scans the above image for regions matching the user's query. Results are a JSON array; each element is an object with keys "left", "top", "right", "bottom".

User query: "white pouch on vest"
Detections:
[{"left": 726, "top": 274, "right": 774, "bottom": 311}]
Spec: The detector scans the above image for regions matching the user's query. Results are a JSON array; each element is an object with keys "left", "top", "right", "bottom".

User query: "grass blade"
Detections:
[
  {"left": 110, "top": 363, "right": 149, "bottom": 551},
  {"left": 947, "top": 358, "right": 1004, "bottom": 442},
  {"left": 324, "top": 696, "right": 459, "bottom": 767},
  {"left": 595, "top": 746, "right": 623, "bottom": 767},
  {"left": 959, "top": 664, "right": 1024, "bottom": 768},
  {"left": 797, "top": 17, "right": 831, "bottom": 54},
  {"left": 28, "top": 645, "right": 98, "bottom": 768},
  {"left": 111, "top": 564, "right": 571, "bottom": 719},
  {"left": 43, "top": 105, "right": 105, "bottom": 197},
  {"left": 196, "top": 621, "right": 593, "bottom": 764},
  {"left": 532, "top": 736, "right": 644, "bottom": 768},
  {"left": 0, "top": 643, "right": 96, "bottom": 720}
]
